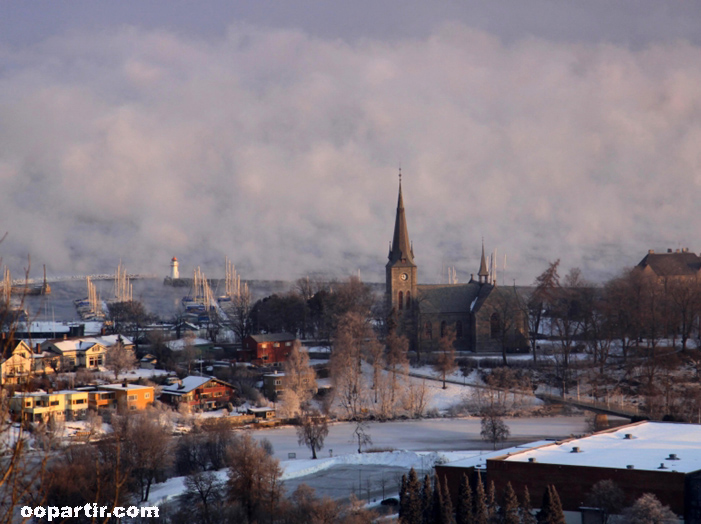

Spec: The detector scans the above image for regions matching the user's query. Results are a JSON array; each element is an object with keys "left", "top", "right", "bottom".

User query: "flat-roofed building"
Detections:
[
  {"left": 84, "top": 382, "right": 154, "bottom": 412},
  {"left": 437, "top": 422, "right": 701, "bottom": 523},
  {"left": 9, "top": 389, "right": 89, "bottom": 423}
]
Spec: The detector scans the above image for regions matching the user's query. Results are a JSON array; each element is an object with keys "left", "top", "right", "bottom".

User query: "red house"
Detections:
[
  {"left": 241, "top": 333, "right": 297, "bottom": 365},
  {"left": 159, "top": 376, "right": 237, "bottom": 411}
]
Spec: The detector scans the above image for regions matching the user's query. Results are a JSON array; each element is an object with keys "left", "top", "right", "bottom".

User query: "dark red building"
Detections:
[
  {"left": 159, "top": 376, "right": 237, "bottom": 411},
  {"left": 436, "top": 422, "right": 701, "bottom": 522},
  {"left": 241, "top": 333, "right": 297, "bottom": 365}
]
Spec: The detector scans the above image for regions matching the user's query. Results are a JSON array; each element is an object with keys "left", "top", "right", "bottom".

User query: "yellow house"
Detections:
[
  {"left": 86, "top": 383, "right": 154, "bottom": 412},
  {"left": 1, "top": 341, "right": 33, "bottom": 385},
  {"left": 40, "top": 334, "right": 134, "bottom": 372},
  {"left": 10, "top": 390, "right": 89, "bottom": 423}
]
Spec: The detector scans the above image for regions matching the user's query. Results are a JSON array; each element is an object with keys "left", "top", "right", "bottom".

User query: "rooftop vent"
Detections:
[
  {"left": 668, "top": 248, "right": 673, "bottom": 253},
  {"left": 648, "top": 249, "right": 655, "bottom": 254},
  {"left": 627, "top": 465, "right": 635, "bottom": 469},
  {"left": 667, "top": 454, "right": 679, "bottom": 461},
  {"left": 658, "top": 463, "right": 668, "bottom": 470},
  {"left": 624, "top": 434, "right": 633, "bottom": 440},
  {"left": 528, "top": 457, "right": 537, "bottom": 463},
  {"left": 683, "top": 248, "right": 689, "bottom": 253},
  {"left": 571, "top": 447, "right": 581, "bottom": 453}
]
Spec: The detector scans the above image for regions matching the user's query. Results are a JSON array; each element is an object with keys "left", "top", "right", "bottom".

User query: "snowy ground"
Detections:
[{"left": 147, "top": 415, "right": 590, "bottom": 506}]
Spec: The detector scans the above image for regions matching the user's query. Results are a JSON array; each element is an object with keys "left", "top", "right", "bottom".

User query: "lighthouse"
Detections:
[{"left": 170, "top": 256, "right": 179, "bottom": 280}]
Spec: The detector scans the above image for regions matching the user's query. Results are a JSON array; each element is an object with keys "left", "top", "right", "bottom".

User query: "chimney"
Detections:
[
  {"left": 624, "top": 433, "right": 633, "bottom": 440},
  {"left": 676, "top": 249, "right": 681, "bottom": 253},
  {"left": 648, "top": 249, "right": 655, "bottom": 254},
  {"left": 668, "top": 249, "right": 673, "bottom": 253},
  {"left": 63, "top": 334, "right": 67, "bottom": 340},
  {"left": 627, "top": 465, "right": 634, "bottom": 469},
  {"left": 528, "top": 457, "right": 536, "bottom": 463},
  {"left": 571, "top": 447, "right": 581, "bottom": 453},
  {"left": 35, "top": 343, "right": 40, "bottom": 354},
  {"left": 122, "top": 380, "right": 127, "bottom": 388}
]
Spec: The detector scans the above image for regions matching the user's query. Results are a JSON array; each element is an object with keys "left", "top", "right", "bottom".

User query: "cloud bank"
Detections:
[{"left": 1, "top": 22, "right": 700, "bottom": 285}]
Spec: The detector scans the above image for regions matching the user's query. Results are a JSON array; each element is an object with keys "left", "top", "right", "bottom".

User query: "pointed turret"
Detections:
[
  {"left": 388, "top": 176, "right": 415, "bottom": 265},
  {"left": 478, "top": 241, "right": 489, "bottom": 284}
]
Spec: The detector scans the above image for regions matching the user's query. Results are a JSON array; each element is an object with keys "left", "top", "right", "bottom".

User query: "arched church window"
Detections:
[
  {"left": 440, "top": 321, "right": 447, "bottom": 338},
  {"left": 406, "top": 291, "right": 411, "bottom": 309},
  {"left": 456, "top": 321, "right": 463, "bottom": 338},
  {"left": 425, "top": 322, "right": 433, "bottom": 339},
  {"left": 398, "top": 291, "right": 403, "bottom": 310},
  {"left": 490, "top": 312, "right": 501, "bottom": 339}
]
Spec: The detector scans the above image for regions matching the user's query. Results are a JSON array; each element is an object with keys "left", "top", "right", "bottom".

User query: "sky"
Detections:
[{"left": 1, "top": 1, "right": 701, "bottom": 285}]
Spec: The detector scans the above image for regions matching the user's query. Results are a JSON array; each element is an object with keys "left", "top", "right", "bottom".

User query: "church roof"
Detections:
[
  {"left": 478, "top": 242, "right": 489, "bottom": 277},
  {"left": 417, "top": 283, "right": 494, "bottom": 314},
  {"left": 388, "top": 178, "right": 415, "bottom": 266},
  {"left": 637, "top": 250, "right": 701, "bottom": 277}
]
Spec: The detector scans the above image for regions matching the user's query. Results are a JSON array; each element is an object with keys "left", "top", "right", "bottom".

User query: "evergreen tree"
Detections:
[
  {"left": 537, "top": 485, "right": 566, "bottom": 524},
  {"left": 422, "top": 474, "right": 433, "bottom": 524},
  {"left": 442, "top": 475, "right": 457, "bottom": 524},
  {"left": 486, "top": 481, "right": 498, "bottom": 522},
  {"left": 473, "top": 472, "right": 489, "bottom": 524},
  {"left": 548, "top": 486, "right": 566, "bottom": 524},
  {"left": 455, "top": 474, "right": 473, "bottom": 524},
  {"left": 431, "top": 474, "right": 445, "bottom": 524},
  {"left": 399, "top": 473, "right": 407, "bottom": 521},
  {"left": 521, "top": 486, "right": 537, "bottom": 524},
  {"left": 402, "top": 467, "right": 423, "bottom": 524},
  {"left": 500, "top": 482, "right": 520, "bottom": 524}
]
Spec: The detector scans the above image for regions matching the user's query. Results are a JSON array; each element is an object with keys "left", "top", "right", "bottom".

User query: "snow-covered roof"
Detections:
[
  {"left": 161, "top": 376, "right": 212, "bottom": 395},
  {"left": 99, "top": 383, "right": 153, "bottom": 392},
  {"left": 441, "top": 441, "right": 555, "bottom": 470},
  {"left": 50, "top": 334, "right": 133, "bottom": 353},
  {"left": 502, "top": 422, "right": 701, "bottom": 473},
  {"left": 166, "top": 337, "right": 211, "bottom": 351}
]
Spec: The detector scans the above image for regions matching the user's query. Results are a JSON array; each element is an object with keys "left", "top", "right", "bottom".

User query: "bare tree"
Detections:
[
  {"left": 104, "top": 337, "right": 137, "bottom": 380},
  {"left": 527, "top": 260, "right": 560, "bottom": 363},
  {"left": 352, "top": 420, "right": 372, "bottom": 453},
  {"left": 329, "top": 312, "right": 373, "bottom": 419},
  {"left": 385, "top": 331, "right": 409, "bottom": 411},
  {"left": 227, "top": 285, "right": 252, "bottom": 344},
  {"left": 621, "top": 493, "right": 678, "bottom": 524},
  {"left": 284, "top": 340, "right": 318, "bottom": 410},
  {"left": 480, "top": 407, "right": 510, "bottom": 450},
  {"left": 226, "top": 433, "right": 284, "bottom": 524},
  {"left": 296, "top": 410, "right": 329, "bottom": 459},
  {"left": 586, "top": 480, "right": 625, "bottom": 524},
  {"left": 433, "top": 326, "right": 457, "bottom": 389}
]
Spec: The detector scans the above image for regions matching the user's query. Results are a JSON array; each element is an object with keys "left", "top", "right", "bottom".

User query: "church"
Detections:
[{"left": 385, "top": 178, "right": 528, "bottom": 355}]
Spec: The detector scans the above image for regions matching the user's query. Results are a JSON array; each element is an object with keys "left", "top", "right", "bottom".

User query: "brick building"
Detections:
[
  {"left": 385, "top": 177, "right": 528, "bottom": 354},
  {"left": 241, "top": 333, "right": 297, "bottom": 365},
  {"left": 436, "top": 422, "right": 701, "bottom": 523}
]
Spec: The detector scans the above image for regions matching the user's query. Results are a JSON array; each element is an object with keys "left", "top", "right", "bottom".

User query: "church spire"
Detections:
[
  {"left": 388, "top": 170, "right": 415, "bottom": 265},
  {"left": 478, "top": 239, "right": 489, "bottom": 283}
]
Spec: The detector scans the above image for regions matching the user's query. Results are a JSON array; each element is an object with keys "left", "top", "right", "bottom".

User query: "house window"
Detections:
[
  {"left": 145, "top": 393, "right": 151, "bottom": 399},
  {"left": 50, "top": 401, "right": 59, "bottom": 406},
  {"left": 456, "top": 321, "right": 463, "bottom": 339},
  {"left": 274, "top": 342, "right": 280, "bottom": 347},
  {"left": 425, "top": 322, "right": 433, "bottom": 340},
  {"left": 275, "top": 380, "right": 282, "bottom": 386},
  {"left": 74, "top": 399, "right": 85, "bottom": 405},
  {"left": 128, "top": 394, "right": 138, "bottom": 401},
  {"left": 490, "top": 313, "right": 500, "bottom": 339},
  {"left": 285, "top": 342, "right": 291, "bottom": 346},
  {"left": 406, "top": 291, "right": 411, "bottom": 309},
  {"left": 398, "top": 291, "right": 403, "bottom": 310}
]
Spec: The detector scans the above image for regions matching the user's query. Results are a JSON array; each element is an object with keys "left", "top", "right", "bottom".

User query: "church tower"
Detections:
[{"left": 386, "top": 172, "right": 417, "bottom": 328}]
